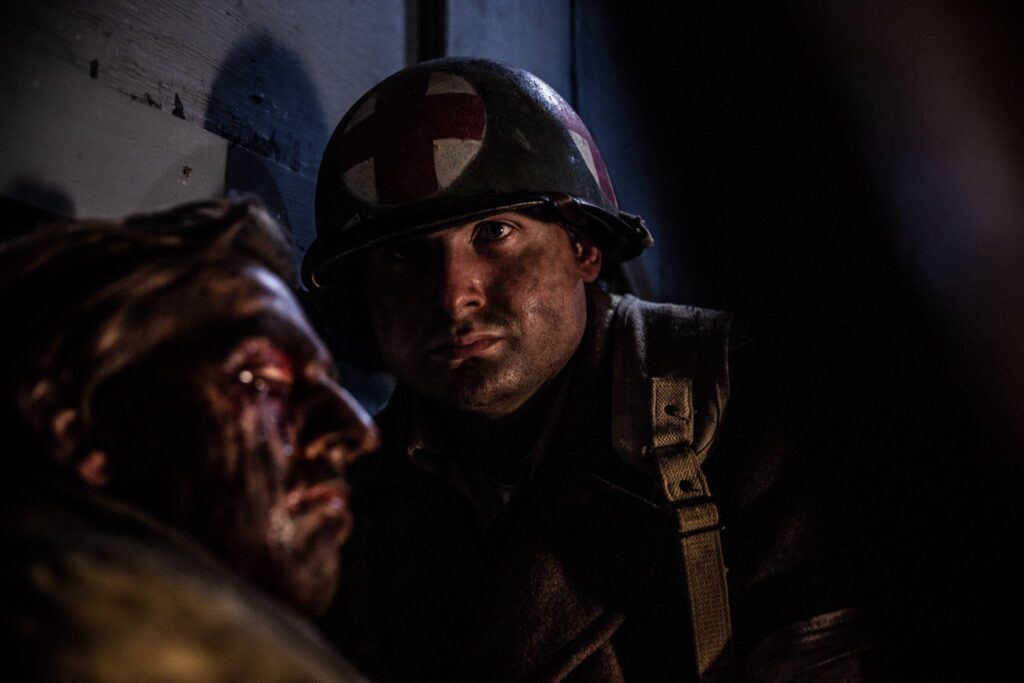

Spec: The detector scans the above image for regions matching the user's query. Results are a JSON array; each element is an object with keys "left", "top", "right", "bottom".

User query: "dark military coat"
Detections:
[{"left": 324, "top": 290, "right": 898, "bottom": 682}]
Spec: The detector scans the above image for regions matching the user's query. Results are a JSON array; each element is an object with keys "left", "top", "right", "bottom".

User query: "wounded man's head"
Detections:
[{"left": 0, "top": 197, "right": 378, "bottom": 614}]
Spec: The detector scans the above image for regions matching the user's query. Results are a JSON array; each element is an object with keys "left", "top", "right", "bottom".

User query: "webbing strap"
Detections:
[{"left": 650, "top": 377, "right": 734, "bottom": 680}]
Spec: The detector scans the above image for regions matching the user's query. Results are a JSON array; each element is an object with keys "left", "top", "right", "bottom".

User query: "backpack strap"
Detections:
[
  {"left": 610, "top": 295, "right": 735, "bottom": 680},
  {"left": 650, "top": 377, "right": 734, "bottom": 680}
]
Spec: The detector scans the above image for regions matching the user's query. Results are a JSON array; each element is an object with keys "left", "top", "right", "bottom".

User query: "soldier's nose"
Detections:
[{"left": 438, "top": 245, "right": 487, "bottom": 318}]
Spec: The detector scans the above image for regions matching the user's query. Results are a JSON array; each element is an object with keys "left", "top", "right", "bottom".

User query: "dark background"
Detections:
[{"left": 2, "top": 1, "right": 1022, "bottom": 674}]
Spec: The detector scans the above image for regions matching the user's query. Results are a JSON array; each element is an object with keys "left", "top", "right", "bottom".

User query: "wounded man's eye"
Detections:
[
  {"left": 223, "top": 338, "right": 296, "bottom": 400},
  {"left": 237, "top": 365, "right": 292, "bottom": 396}
]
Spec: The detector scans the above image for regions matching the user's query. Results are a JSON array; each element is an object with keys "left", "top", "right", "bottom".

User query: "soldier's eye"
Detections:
[
  {"left": 386, "top": 245, "right": 411, "bottom": 261},
  {"left": 475, "top": 221, "right": 513, "bottom": 242},
  {"left": 383, "top": 239, "right": 428, "bottom": 263}
]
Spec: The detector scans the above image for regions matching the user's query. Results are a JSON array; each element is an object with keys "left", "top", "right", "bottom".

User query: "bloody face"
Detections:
[
  {"left": 101, "top": 263, "right": 378, "bottom": 615},
  {"left": 363, "top": 211, "right": 602, "bottom": 418}
]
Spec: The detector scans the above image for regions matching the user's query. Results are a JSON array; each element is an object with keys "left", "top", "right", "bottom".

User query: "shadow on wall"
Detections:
[
  {"left": 204, "top": 33, "right": 395, "bottom": 413},
  {"left": 203, "top": 32, "right": 327, "bottom": 238},
  {"left": 0, "top": 179, "right": 75, "bottom": 241}
]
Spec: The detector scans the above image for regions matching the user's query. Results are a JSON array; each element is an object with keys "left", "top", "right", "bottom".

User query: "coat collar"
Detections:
[
  {"left": 372, "top": 288, "right": 674, "bottom": 680},
  {"left": 453, "top": 289, "right": 672, "bottom": 680}
]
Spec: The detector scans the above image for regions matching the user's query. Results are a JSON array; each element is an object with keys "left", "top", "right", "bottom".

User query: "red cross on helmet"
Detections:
[{"left": 302, "top": 57, "right": 653, "bottom": 291}]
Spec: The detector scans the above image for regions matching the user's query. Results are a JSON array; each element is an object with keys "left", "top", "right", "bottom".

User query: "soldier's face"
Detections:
[
  {"left": 107, "top": 265, "right": 379, "bottom": 614},
  {"left": 364, "top": 211, "right": 602, "bottom": 418}
]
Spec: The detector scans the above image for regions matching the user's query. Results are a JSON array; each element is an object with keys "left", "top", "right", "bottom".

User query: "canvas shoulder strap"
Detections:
[{"left": 610, "top": 294, "right": 735, "bottom": 681}]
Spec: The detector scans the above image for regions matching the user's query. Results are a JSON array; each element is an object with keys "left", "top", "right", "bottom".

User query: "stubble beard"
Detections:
[
  {"left": 421, "top": 342, "right": 525, "bottom": 416},
  {"left": 422, "top": 335, "right": 572, "bottom": 419},
  {"left": 266, "top": 505, "right": 342, "bottom": 614}
]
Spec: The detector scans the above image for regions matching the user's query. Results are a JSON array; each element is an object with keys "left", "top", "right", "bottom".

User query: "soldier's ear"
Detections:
[
  {"left": 77, "top": 450, "right": 111, "bottom": 488},
  {"left": 577, "top": 240, "right": 602, "bottom": 283},
  {"left": 50, "top": 407, "right": 110, "bottom": 488}
]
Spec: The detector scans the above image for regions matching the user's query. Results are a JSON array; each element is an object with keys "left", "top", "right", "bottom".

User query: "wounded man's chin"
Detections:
[{"left": 286, "top": 557, "right": 342, "bottom": 616}]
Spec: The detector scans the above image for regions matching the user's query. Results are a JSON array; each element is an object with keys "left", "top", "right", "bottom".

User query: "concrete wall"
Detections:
[
  {"left": 446, "top": 0, "right": 572, "bottom": 101},
  {"left": 0, "top": 0, "right": 407, "bottom": 252}
]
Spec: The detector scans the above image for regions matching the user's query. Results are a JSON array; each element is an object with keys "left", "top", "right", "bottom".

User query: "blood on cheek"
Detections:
[{"left": 233, "top": 369, "right": 296, "bottom": 492}]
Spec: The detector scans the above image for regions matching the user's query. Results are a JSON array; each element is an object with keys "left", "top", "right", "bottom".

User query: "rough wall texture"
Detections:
[
  {"left": 0, "top": 0, "right": 407, "bottom": 250},
  {"left": 446, "top": 0, "right": 572, "bottom": 101}
]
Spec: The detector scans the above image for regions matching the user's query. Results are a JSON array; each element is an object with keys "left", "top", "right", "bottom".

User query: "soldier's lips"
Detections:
[{"left": 428, "top": 335, "right": 504, "bottom": 363}]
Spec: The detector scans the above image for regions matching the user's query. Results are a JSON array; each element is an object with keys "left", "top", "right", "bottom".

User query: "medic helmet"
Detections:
[{"left": 302, "top": 57, "right": 652, "bottom": 291}]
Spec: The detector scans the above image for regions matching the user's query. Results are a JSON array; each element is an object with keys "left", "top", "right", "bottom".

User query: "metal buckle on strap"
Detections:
[
  {"left": 678, "top": 519, "right": 726, "bottom": 539},
  {"left": 671, "top": 497, "right": 725, "bottom": 538}
]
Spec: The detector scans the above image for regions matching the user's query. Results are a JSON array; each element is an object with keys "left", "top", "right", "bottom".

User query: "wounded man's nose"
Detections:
[{"left": 300, "top": 381, "right": 380, "bottom": 467}]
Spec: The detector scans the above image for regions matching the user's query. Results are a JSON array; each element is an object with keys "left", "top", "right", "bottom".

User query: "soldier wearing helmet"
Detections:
[{"left": 306, "top": 58, "right": 892, "bottom": 682}]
